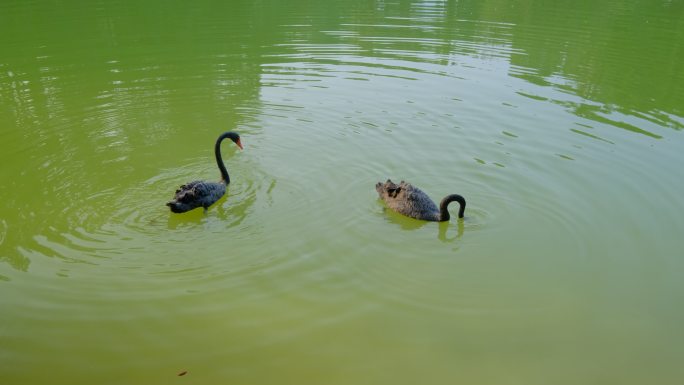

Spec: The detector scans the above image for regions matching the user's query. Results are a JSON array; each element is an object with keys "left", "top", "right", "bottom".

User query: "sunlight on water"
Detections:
[{"left": 1, "top": 0, "right": 683, "bottom": 384}]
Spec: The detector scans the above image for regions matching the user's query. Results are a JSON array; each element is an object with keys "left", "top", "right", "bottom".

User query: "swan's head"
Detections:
[{"left": 225, "top": 132, "right": 243, "bottom": 150}]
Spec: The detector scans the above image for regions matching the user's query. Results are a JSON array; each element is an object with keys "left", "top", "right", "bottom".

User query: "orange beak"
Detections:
[{"left": 236, "top": 138, "right": 243, "bottom": 150}]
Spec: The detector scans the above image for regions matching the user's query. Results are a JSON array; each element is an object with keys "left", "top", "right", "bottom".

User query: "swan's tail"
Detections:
[
  {"left": 376, "top": 179, "right": 401, "bottom": 197},
  {"left": 167, "top": 201, "right": 190, "bottom": 213}
]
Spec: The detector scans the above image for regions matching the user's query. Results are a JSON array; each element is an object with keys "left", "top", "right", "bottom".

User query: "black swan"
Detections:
[
  {"left": 376, "top": 179, "right": 466, "bottom": 221},
  {"left": 166, "top": 132, "right": 243, "bottom": 213}
]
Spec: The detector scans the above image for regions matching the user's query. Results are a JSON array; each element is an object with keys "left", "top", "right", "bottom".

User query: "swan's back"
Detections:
[
  {"left": 375, "top": 179, "right": 440, "bottom": 221},
  {"left": 166, "top": 180, "right": 226, "bottom": 213}
]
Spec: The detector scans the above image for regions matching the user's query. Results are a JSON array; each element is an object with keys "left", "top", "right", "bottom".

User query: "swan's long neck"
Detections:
[
  {"left": 439, "top": 194, "right": 466, "bottom": 221},
  {"left": 215, "top": 133, "right": 231, "bottom": 184}
]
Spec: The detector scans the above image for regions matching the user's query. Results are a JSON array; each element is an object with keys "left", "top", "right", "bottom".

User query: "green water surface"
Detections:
[{"left": 1, "top": 1, "right": 683, "bottom": 384}]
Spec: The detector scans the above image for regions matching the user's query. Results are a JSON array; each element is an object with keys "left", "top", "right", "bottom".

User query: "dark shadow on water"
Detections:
[
  {"left": 165, "top": 188, "right": 256, "bottom": 230},
  {"left": 166, "top": 206, "right": 208, "bottom": 229},
  {"left": 437, "top": 219, "right": 464, "bottom": 243},
  {"left": 382, "top": 206, "right": 464, "bottom": 243}
]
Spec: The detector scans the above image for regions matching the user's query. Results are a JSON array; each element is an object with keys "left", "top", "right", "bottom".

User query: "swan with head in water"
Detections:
[
  {"left": 166, "top": 131, "right": 243, "bottom": 213},
  {"left": 376, "top": 179, "right": 466, "bottom": 221}
]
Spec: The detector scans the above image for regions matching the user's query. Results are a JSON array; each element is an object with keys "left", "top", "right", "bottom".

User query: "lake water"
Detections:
[{"left": 1, "top": 1, "right": 683, "bottom": 384}]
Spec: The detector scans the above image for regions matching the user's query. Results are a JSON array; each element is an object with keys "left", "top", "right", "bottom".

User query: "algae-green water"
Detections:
[{"left": 1, "top": 1, "right": 683, "bottom": 384}]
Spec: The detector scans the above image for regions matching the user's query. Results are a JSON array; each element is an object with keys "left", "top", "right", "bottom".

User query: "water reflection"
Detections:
[
  {"left": 503, "top": 0, "right": 683, "bottom": 136},
  {"left": 380, "top": 205, "right": 465, "bottom": 243},
  {"left": 437, "top": 220, "right": 464, "bottom": 243},
  {"left": 2, "top": 0, "right": 681, "bottom": 143}
]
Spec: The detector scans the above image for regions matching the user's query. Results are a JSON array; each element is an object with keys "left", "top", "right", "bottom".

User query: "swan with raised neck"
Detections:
[{"left": 166, "top": 132, "right": 242, "bottom": 213}]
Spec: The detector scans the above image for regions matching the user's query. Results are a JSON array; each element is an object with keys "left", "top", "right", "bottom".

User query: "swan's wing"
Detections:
[
  {"left": 402, "top": 185, "right": 439, "bottom": 210},
  {"left": 174, "top": 180, "right": 211, "bottom": 203},
  {"left": 177, "top": 180, "right": 202, "bottom": 192},
  {"left": 380, "top": 181, "right": 422, "bottom": 201},
  {"left": 401, "top": 184, "right": 423, "bottom": 201},
  {"left": 404, "top": 190, "right": 427, "bottom": 204}
]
